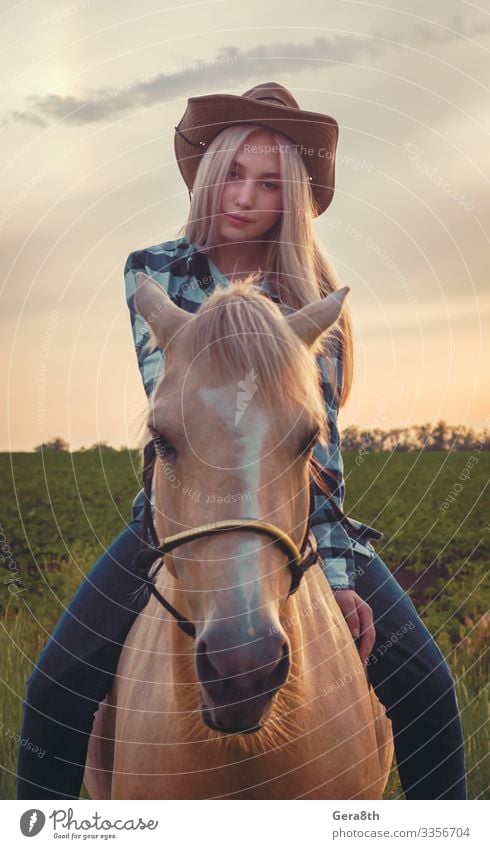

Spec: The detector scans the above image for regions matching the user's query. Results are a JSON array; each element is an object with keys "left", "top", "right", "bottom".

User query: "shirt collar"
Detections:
[{"left": 184, "top": 239, "right": 282, "bottom": 305}]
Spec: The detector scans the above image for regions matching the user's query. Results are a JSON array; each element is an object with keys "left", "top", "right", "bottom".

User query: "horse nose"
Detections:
[{"left": 195, "top": 629, "right": 290, "bottom": 704}]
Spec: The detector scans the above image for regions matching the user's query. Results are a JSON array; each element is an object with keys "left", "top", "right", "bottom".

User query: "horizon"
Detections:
[{"left": 5, "top": 418, "right": 487, "bottom": 454}]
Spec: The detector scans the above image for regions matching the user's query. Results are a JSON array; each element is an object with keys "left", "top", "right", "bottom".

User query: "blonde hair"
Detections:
[
  {"left": 186, "top": 278, "right": 329, "bottom": 445},
  {"left": 177, "top": 123, "right": 353, "bottom": 407}
]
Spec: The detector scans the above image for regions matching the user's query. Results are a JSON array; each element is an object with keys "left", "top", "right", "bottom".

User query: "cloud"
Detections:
[
  {"left": 3, "top": 38, "right": 371, "bottom": 128},
  {"left": 4, "top": 13, "right": 489, "bottom": 129}
]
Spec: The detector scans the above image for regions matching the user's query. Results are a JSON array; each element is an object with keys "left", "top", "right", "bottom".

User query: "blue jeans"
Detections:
[
  {"left": 353, "top": 540, "right": 466, "bottom": 799},
  {"left": 16, "top": 492, "right": 466, "bottom": 799}
]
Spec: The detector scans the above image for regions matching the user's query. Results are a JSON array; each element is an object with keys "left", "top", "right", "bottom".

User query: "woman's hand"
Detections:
[{"left": 332, "top": 589, "right": 375, "bottom": 665}]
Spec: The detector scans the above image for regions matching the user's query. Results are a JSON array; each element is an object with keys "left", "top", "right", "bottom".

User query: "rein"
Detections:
[{"left": 131, "top": 442, "right": 351, "bottom": 639}]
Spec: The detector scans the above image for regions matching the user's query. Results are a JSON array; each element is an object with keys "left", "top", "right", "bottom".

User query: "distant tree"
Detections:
[
  {"left": 34, "top": 437, "right": 69, "bottom": 452},
  {"left": 85, "top": 441, "right": 117, "bottom": 452},
  {"left": 358, "top": 429, "right": 373, "bottom": 452},
  {"left": 384, "top": 428, "right": 404, "bottom": 451},
  {"left": 340, "top": 426, "right": 362, "bottom": 451},
  {"left": 430, "top": 419, "right": 451, "bottom": 451},
  {"left": 372, "top": 427, "right": 388, "bottom": 450},
  {"left": 412, "top": 422, "right": 433, "bottom": 450},
  {"left": 444, "top": 425, "right": 468, "bottom": 451}
]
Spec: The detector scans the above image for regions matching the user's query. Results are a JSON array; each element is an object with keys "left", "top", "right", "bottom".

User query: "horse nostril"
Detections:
[
  {"left": 196, "top": 640, "right": 226, "bottom": 691},
  {"left": 196, "top": 639, "right": 215, "bottom": 681}
]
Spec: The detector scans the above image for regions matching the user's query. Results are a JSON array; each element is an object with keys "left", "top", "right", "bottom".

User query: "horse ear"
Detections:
[
  {"left": 286, "top": 286, "right": 350, "bottom": 347},
  {"left": 134, "top": 272, "right": 191, "bottom": 348}
]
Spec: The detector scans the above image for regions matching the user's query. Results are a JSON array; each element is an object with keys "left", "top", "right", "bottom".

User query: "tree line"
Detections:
[
  {"left": 341, "top": 421, "right": 487, "bottom": 452},
  {"left": 34, "top": 421, "right": 487, "bottom": 453}
]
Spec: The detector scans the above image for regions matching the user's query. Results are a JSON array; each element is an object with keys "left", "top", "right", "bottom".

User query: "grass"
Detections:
[{"left": 0, "top": 450, "right": 488, "bottom": 799}]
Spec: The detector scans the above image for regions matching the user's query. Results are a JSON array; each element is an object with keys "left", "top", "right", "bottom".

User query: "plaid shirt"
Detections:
[{"left": 124, "top": 236, "right": 383, "bottom": 589}]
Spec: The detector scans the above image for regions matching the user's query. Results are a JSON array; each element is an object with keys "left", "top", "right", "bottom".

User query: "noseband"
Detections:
[{"left": 131, "top": 441, "right": 322, "bottom": 639}]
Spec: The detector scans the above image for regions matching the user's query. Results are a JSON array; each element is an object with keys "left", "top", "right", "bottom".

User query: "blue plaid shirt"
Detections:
[{"left": 124, "top": 236, "right": 383, "bottom": 589}]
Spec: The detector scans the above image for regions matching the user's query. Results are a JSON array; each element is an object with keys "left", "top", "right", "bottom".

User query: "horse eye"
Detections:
[
  {"left": 300, "top": 428, "right": 320, "bottom": 455},
  {"left": 149, "top": 426, "right": 175, "bottom": 458}
]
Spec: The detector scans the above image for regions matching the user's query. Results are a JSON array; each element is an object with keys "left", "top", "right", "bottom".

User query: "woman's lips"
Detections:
[{"left": 224, "top": 212, "right": 253, "bottom": 227}]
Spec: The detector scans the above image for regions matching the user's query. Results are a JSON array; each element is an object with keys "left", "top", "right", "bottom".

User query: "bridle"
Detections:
[{"left": 131, "top": 441, "right": 348, "bottom": 640}]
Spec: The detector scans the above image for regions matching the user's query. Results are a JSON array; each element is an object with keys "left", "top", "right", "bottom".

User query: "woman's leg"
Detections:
[
  {"left": 16, "top": 490, "right": 151, "bottom": 800},
  {"left": 353, "top": 546, "right": 467, "bottom": 799}
]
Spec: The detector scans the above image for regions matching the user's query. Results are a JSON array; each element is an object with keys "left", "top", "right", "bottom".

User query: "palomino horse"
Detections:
[{"left": 84, "top": 274, "right": 393, "bottom": 799}]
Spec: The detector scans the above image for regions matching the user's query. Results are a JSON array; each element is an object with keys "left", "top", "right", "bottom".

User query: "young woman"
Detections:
[{"left": 17, "top": 82, "right": 466, "bottom": 800}]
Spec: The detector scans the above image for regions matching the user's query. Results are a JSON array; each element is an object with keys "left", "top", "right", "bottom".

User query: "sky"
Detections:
[{"left": 1, "top": 0, "right": 488, "bottom": 451}]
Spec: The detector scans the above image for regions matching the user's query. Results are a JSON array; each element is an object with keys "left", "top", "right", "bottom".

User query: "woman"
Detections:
[{"left": 17, "top": 82, "right": 466, "bottom": 800}]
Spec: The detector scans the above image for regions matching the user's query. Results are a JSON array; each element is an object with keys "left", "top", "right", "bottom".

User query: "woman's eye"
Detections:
[{"left": 262, "top": 181, "right": 278, "bottom": 191}]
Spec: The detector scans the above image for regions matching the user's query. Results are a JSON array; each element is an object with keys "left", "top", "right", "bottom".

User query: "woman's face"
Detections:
[{"left": 216, "top": 129, "right": 283, "bottom": 244}]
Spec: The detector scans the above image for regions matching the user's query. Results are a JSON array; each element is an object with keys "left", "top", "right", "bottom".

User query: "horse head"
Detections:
[{"left": 134, "top": 272, "right": 349, "bottom": 734}]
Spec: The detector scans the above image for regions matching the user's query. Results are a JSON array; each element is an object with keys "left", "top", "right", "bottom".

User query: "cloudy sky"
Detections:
[{"left": 1, "top": 0, "right": 488, "bottom": 450}]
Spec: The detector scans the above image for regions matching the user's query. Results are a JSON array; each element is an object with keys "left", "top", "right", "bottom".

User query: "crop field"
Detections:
[{"left": 0, "top": 450, "right": 488, "bottom": 800}]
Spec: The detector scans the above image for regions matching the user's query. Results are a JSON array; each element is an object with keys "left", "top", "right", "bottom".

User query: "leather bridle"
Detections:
[{"left": 131, "top": 440, "right": 332, "bottom": 640}]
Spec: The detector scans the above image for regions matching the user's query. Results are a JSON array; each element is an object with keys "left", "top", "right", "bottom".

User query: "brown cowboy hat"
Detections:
[{"left": 174, "top": 81, "right": 339, "bottom": 216}]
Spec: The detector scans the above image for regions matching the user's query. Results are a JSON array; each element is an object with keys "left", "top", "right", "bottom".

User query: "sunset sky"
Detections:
[{"left": 1, "top": 0, "right": 488, "bottom": 451}]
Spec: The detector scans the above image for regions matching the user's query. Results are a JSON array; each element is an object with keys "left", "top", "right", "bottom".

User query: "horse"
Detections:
[{"left": 84, "top": 273, "right": 393, "bottom": 799}]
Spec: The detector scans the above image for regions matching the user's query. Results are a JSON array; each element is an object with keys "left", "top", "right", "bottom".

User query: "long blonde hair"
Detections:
[{"left": 177, "top": 123, "right": 353, "bottom": 407}]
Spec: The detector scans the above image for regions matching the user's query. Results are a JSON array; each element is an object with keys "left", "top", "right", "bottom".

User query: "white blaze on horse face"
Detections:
[
  {"left": 198, "top": 386, "right": 267, "bottom": 514},
  {"left": 199, "top": 386, "right": 270, "bottom": 637}
]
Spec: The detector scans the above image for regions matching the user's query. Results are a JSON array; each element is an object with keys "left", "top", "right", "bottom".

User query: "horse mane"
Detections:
[{"left": 184, "top": 276, "right": 328, "bottom": 441}]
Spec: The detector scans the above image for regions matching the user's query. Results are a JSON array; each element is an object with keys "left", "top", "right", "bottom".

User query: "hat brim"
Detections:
[{"left": 174, "top": 93, "right": 339, "bottom": 216}]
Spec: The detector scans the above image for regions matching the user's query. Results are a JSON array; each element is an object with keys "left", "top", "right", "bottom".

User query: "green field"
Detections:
[{"left": 0, "top": 451, "right": 488, "bottom": 799}]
